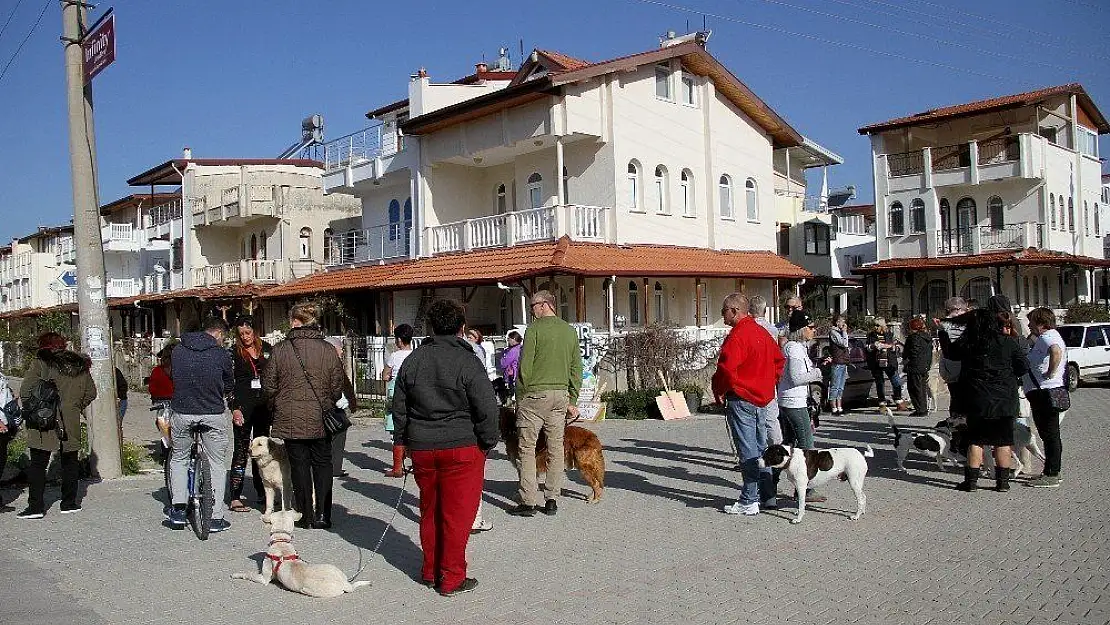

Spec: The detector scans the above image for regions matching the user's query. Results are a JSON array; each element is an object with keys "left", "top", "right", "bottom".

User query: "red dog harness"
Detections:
[{"left": 267, "top": 535, "right": 300, "bottom": 575}]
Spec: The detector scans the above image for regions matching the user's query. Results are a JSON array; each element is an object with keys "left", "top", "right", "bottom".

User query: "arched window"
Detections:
[
  {"left": 495, "top": 184, "right": 508, "bottom": 214},
  {"left": 1068, "top": 197, "right": 1075, "bottom": 233},
  {"left": 962, "top": 276, "right": 993, "bottom": 304},
  {"left": 299, "top": 227, "right": 312, "bottom": 259},
  {"left": 889, "top": 201, "right": 905, "bottom": 236},
  {"left": 323, "top": 228, "right": 334, "bottom": 264},
  {"left": 1096, "top": 203, "right": 1101, "bottom": 237},
  {"left": 918, "top": 279, "right": 949, "bottom": 317},
  {"left": 1084, "top": 201, "right": 1090, "bottom": 236},
  {"left": 628, "top": 281, "right": 640, "bottom": 325},
  {"left": 562, "top": 166, "right": 570, "bottom": 205},
  {"left": 940, "top": 198, "right": 951, "bottom": 232},
  {"left": 654, "top": 281, "right": 666, "bottom": 322},
  {"left": 1060, "top": 195, "right": 1066, "bottom": 231},
  {"left": 745, "top": 178, "right": 758, "bottom": 221},
  {"left": 627, "top": 161, "right": 641, "bottom": 211},
  {"left": 1050, "top": 195, "right": 1057, "bottom": 229},
  {"left": 910, "top": 198, "right": 926, "bottom": 233},
  {"left": 654, "top": 165, "right": 669, "bottom": 214},
  {"left": 258, "top": 231, "right": 267, "bottom": 259},
  {"left": 388, "top": 199, "right": 402, "bottom": 241},
  {"left": 403, "top": 198, "right": 413, "bottom": 250},
  {"left": 988, "top": 196, "right": 1004, "bottom": 230},
  {"left": 719, "top": 174, "right": 733, "bottom": 218},
  {"left": 250, "top": 234, "right": 258, "bottom": 260},
  {"left": 527, "top": 172, "right": 543, "bottom": 209},
  {"left": 680, "top": 169, "right": 694, "bottom": 217}
]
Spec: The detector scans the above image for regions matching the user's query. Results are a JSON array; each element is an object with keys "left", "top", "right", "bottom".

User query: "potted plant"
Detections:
[{"left": 676, "top": 383, "right": 705, "bottom": 414}]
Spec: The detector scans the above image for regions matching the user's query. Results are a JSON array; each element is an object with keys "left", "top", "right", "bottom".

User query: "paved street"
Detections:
[{"left": 1, "top": 386, "right": 1108, "bottom": 625}]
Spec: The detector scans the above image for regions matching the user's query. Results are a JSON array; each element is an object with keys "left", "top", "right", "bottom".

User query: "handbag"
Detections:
[
  {"left": 1029, "top": 371, "right": 1070, "bottom": 412},
  {"left": 290, "top": 341, "right": 351, "bottom": 436}
]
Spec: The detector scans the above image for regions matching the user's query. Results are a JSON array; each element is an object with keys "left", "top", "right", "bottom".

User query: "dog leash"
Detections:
[{"left": 348, "top": 461, "right": 409, "bottom": 583}]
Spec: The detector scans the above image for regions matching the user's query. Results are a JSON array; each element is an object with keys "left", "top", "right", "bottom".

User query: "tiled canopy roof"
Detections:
[
  {"left": 858, "top": 84, "right": 1110, "bottom": 134},
  {"left": 263, "top": 238, "right": 810, "bottom": 299},
  {"left": 852, "top": 249, "right": 1110, "bottom": 274},
  {"left": 0, "top": 285, "right": 269, "bottom": 320}
]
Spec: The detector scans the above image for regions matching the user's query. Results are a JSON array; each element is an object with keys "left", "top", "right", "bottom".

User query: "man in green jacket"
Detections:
[{"left": 508, "top": 290, "right": 583, "bottom": 517}]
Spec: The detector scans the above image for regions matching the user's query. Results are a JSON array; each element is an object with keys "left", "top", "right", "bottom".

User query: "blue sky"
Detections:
[{"left": 0, "top": 0, "right": 1106, "bottom": 242}]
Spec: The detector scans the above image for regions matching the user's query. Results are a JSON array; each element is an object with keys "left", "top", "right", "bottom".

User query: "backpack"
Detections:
[{"left": 21, "top": 378, "right": 61, "bottom": 433}]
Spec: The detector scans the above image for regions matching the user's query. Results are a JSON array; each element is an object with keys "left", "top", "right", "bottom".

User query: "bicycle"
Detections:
[{"left": 159, "top": 409, "right": 215, "bottom": 541}]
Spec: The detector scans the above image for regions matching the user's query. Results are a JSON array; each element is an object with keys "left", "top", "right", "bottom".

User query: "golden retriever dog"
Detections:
[
  {"left": 231, "top": 510, "right": 371, "bottom": 598},
  {"left": 499, "top": 406, "right": 605, "bottom": 503},
  {"left": 249, "top": 436, "right": 292, "bottom": 522}
]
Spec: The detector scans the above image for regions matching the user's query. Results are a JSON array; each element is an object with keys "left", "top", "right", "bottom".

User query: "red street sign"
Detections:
[{"left": 82, "top": 11, "right": 115, "bottom": 84}]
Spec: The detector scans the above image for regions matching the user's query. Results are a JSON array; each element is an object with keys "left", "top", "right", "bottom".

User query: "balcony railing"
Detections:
[
  {"left": 936, "top": 222, "right": 1044, "bottom": 256},
  {"left": 883, "top": 134, "right": 1028, "bottom": 182},
  {"left": 979, "top": 223, "right": 1026, "bottom": 251},
  {"left": 55, "top": 237, "right": 76, "bottom": 265},
  {"left": 932, "top": 143, "right": 971, "bottom": 172},
  {"left": 191, "top": 259, "right": 304, "bottom": 287},
  {"left": 145, "top": 199, "right": 182, "bottom": 228},
  {"left": 57, "top": 288, "right": 78, "bottom": 305},
  {"left": 977, "top": 136, "right": 1020, "bottom": 165},
  {"left": 325, "top": 222, "right": 411, "bottom": 266},
  {"left": 106, "top": 278, "right": 140, "bottom": 298},
  {"left": 103, "top": 223, "right": 135, "bottom": 242},
  {"left": 323, "top": 125, "right": 400, "bottom": 172},
  {"left": 886, "top": 151, "right": 924, "bottom": 177}
]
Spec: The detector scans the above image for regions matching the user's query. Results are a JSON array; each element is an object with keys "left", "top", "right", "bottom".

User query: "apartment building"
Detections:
[
  {"left": 269, "top": 35, "right": 828, "bottom": 335},
  {"left": 855, "top": 84, "right": 1109, "bottom": 318},
  {"left": 0, "top": 225, "right": 76, "bottom": 314}
]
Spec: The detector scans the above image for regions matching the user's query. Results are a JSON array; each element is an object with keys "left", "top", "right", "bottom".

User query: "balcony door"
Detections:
[{"left": 956, "top": 198, "right": 976, "bottom": 253}]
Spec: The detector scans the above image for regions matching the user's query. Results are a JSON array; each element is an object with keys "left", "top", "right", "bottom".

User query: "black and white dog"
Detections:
[
  {"left": 759, "top": 444, "right": 873, "bottom": 525},
  {"left": 885, "top": 407, "right": 966, "bottom": 472}
]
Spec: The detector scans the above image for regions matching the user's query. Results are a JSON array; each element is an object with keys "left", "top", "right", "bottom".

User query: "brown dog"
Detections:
[{"left": 500, "top": 406, "right": 605, "bottom": 503}]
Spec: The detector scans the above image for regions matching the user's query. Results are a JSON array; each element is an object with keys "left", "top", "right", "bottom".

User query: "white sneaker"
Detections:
[
  {"left": 470, "top": 518, "right": 494, "bottom": 533},
  {"left": 722, "top": 502, "right": 760, "bottom": 516}
]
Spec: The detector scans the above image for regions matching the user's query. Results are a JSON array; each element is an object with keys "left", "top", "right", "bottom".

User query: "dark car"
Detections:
[{"left": 808, "top": 333, "right": 876, "bottom": 412}]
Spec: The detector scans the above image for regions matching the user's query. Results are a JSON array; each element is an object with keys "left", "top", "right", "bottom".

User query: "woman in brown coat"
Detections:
[
  {"left": 18, "top": 332, "right": 97, "bottom": 519},
  {"left": 262, "top": 303, "right": 345, "bottom": 529}
]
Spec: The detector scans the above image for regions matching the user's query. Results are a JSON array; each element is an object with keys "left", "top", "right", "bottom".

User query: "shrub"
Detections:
[
  {"left": 1064, "top": 302, "right": 1110, "bottom": 323},
  {"left": 5, "top": 432, "right": 27, "bottom": 469},
  {"left": 120, "top": 440, "right": 148, "bottom": 476},
  {"left": 600, "top": 388, "right": 663, "bottom": 419}
]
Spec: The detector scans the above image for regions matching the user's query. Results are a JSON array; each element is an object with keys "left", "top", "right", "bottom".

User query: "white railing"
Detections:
[
  {"left": 469, "top": 214, "right": 509, "bottom": 249},
  {"left": 102, "top": 223, "right": 135, "bottom": 243},
  {"left": 192, "top": 259, "right": 296, "bottom": 286},
  {"left": 55, "top": 237, "right": 75, "bottom": 264},
  {"left": 324, "top": 125, "right": 400, "bottom": 172},
  {"left": 512, "top": 206, "right": 556, "bottom": 244},
  {"left": 325, "top": 223, "right": 411, "bottom": 266},
  {"left": 244, "top": 259, "right": 283, "bottom": 283},
  {"left": 426, "top": 205, "right": 609, "bottom": 255},
  {"left": 192, "top": 196, "right": 207, "bottom": 216},
  {"left": 429, "top": 222, "right": 464, "bottom": 255},
  {"left": 143, "top": 273, "right": 169, "bottom": 294},
  {"left": 57, "top": 288, "right": 78, "bottom": 305},
  {"left": 569, "top": 205, "right": 608, "bottom": 241},
  {"left": 145, "top": 199, "right": 182, "bottom": 228},
  {"left": 802, "top": 196, "right": 827, "bottom": 213},
  {"left": 106, "top": 278, "right": 139, "bottom": 298}
]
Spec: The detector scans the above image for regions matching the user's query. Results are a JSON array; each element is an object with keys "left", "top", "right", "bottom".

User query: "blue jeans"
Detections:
[
  {"left": 117, "top": 398, "right": 128, "bottom": 423},
  {"left": 828, "top": 365, "right": 847, "bottom": 401},
  {"left": 725, "top": 397, "right": 774, "bottom": 506}
]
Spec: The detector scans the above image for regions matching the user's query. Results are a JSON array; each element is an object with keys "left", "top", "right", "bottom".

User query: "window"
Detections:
[
  {"left": 681, "top": 73, "right": 696, "bottom": 105},
  {"left": 1078, "top": 125, "right": 1099, "bottom": 158},
  {"left": 889, "top": 201, "right": 905, "bottom": 236},
  {"left": 562, "top": 166, "right": 570, "bottom": 205},
  {"left": 1060, "top": 196, "right": 1066, "bottom": 231},
  {"left": 940, "top": 198, "right": 951, "bottom": 232},
  {"left": 962, "top": 276, "right": 993, "bottom": 304},
  {"left": 680, "top": 170, "right": 694, "bottom": 216},
  {"left": 1068, "top": 197, "right": 1075, "bottom": 233},
  {"left": 1086, "top": 326, "right": 1107, "bottom": 347},
  {"left": 527, "top": 173, "right": 543, "bottom": 209},
  {"left": 323, "top": 228, "right": 334, "bottom": 264},
  {"left": 1039, "top": 126, "right": 1058, "bottom": 144},
  {"left": 628, "top": 281, "right": 640, "bottom": 325},
  {"left": 654, "top": 165, "right": 669, "bottom": 214},
  {"left": 778, "top": 224, "right": 791, "bottom": 256},
  {"left": 655, "top": 63, "right": 671, "bottom": 99},
  {"left": 719, "top": 175, "right": 733, "bottom": 218},
  {"left": 627, "top": 162, "right": 641, "bottom": 211},
  {"left": 1085, "top": 201, "right": 1091, "bottom": 236},
  {"left": 495, "top": 184, "right": 507, "bottom": 214},
  {"left": 258, "top": 231, "right": 267, "bottom": 259},
  {"left": 698, "top": 287, "right": 709, "bottom": 326},
  {"left": 910, "top": 198, "right": 926, "bottom": 233},
  {"left": 745, "top": 178, "right": 758, "bottom": 221},
  {"left": 298, "top": 227, "right": 311, "bottom": 260},
  {"left": 1050, "top": 195, "right": 1057, "bottom": 229},
  {"left": 989, "top": 196, "right": 1004, "bottom": 230},
  {"left": 654, "top": 282, "right": 666, "bottom": 322},
  {"left": 804, "top": 222, "right": 830, "bottom": 255},
  {"left": 403, "top": 198, "right": 413, "bottom": 249},
  {"left": 918, "top": 280, "right": 949, "bottom": 317},
  {"left": 388, "top": 199, "right": 402, "bottom": 240},
  {"left": 1097, "top": 203, "right": 1101, "bottom": 237}
]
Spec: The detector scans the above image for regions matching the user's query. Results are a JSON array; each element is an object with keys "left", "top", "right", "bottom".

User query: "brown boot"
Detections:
[{"left": 384, "top": 444, "right": 406, "bottom": 478}]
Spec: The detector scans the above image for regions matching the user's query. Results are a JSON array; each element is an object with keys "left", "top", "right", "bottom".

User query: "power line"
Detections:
[
  {"left": 0, "top": 0, "right": 27, "bottom": 44},
  {"left": 0, "top": 0, "right": 51, "bottom": 86},
  {"left": 730, "top": 0, "right": 1096, "bottom": 76},
  {"left": 627, "top": 0, "right": 1013, "bottom": 81}
]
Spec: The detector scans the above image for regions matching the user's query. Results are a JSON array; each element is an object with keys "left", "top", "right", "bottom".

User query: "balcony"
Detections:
[
  {"left": 936, "top": 222, "right": 1043, "bottom": 256},
  {"left": 190, "top": 259, "right": 314, "bottom": 287},
  {"left": 55, "top": 237, "right": 76, "bottom": 265},
  {"left": 102, "top": 223, "right": 142, "bottom": 252},
  {"left": 323, "top": 125, "right": 399, "bottom": 173},
  {"left": 195, "top": 185, "right": 286, "bottom": 227},
  {"left": 882, "top": 134, "right": 1030, "bottom": 192},
  {"left": 106, "top": 278, "right": 140, "bottom": 298},
  {"left": 57, "top": 288, "right": 78, "bottom": 305},
  {"left": 429, "top": 205, "right": 610, "bottom": 255},
  {"left": 325, "top": 222, "right": 411, "bottom": 266},
  {"left": 143, "top": 199, "right": 182, "bottom": 244}
]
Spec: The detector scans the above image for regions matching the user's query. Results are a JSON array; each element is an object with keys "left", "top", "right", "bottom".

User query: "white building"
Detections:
[
  {"left": 0, "top": 226, "right": 76, "bottom": 314},
  {"left": 856, "top": 84, "right": 1109, "bottom": 318},
  {"left": 272, "top": 36, "right": 827, "bottom": 335}
]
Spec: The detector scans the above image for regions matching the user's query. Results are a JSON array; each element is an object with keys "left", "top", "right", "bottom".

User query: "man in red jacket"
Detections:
[{"left": 712, "top": 293, "right": 785, "bottom": 516}]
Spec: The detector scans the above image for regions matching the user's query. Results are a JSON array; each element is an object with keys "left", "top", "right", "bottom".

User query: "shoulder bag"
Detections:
[
  {"left": 290, "top": 340, "right": 351, "bottom": 436},
  {"left": 1029, "top": 370, "right": 1070, "bottom": 412}
]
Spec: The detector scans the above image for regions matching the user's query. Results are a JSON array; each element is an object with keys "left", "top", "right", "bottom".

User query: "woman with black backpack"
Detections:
[{"left": 17, "top": 332, "right": 97, "bottom": 519}]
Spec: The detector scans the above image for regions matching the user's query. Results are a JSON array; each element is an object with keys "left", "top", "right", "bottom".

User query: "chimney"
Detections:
[
  {"left": 182, "top": 146, "right": 192, "bottom": 159},
  {"left": 417, "top": 67, "right": 428, "bottom": 78},
  {"left": 476, "top": 62, "right": 488, "bottom": 74}
]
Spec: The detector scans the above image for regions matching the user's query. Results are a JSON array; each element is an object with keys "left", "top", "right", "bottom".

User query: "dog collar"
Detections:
[
  {"left": 266, "top": 553, "right": 300, "bottom": 574},
  {"left": 268, "top": 532, "right": 294, "bottom": 546}
]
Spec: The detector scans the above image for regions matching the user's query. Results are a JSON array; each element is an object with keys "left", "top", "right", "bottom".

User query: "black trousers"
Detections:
[
  {"left": 28, "top": 448, "right": 79, "bottom": 511},
  {"left": 906, "top": 371, "right": 929, "bottom": 414},
  {"left": 285, "top": 437, "right": 332, "bottom": 521},
  {"left": 229, "top": 402, "right": 272, "bottom": 501},
  {"left": 1028, "top": 389, "right": 1062, "bottom": 476}
]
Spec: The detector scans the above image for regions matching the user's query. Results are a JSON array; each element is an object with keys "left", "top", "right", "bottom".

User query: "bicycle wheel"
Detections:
[{"left": 192, "top": 448, "right": 213, "bottom": 541}]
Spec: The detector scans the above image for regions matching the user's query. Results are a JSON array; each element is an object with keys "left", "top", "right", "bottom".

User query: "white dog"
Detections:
[
  {"left": 249, "top": 437, "right": 292, "bottom": 523},
  {"left": 760, "top": 444, "right": 873, "bottom": 524},
  {"left": 885, "top": 408, "right": 964, "bottom": 472},
  {"left": 231, "top": 509, "right": 371, "bottom": 598}
]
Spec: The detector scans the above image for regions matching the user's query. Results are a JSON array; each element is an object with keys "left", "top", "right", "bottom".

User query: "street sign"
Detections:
[
  {"left": 59, "top": 270, "right": 78, "bottom": 288},
  {"left": 82, "top": 10, "right": 115, "bottom": 84}
]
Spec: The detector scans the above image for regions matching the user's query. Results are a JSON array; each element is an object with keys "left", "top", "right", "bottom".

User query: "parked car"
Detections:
[
  {"left": 809, "top": 333, "right": 876, "bottom": 411},
  {"left": 1056, "top": 323, "right": 1110, "bottom": 392}
]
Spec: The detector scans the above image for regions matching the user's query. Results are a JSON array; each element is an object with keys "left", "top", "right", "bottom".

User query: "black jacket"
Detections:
[
  {"left": 170, "top": 331, "right": 234, "bottom": 415},
  {"left": 946, "top": 333, "right": 1028, "bottom": 421},
  {"left": 866, "top": 330, "right": 899, "bottom": 371},
  {"left": 902, "top": 331, "right": 934, "bottom": 374},
  {"left": 391, "top": 335, "right": 499, "bottom": 452},
  {"left": 229, "top": 342, "right": 272, "bottom": 411}
]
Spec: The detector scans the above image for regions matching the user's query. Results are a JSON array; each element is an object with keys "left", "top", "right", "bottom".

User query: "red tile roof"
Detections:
[
  {"left": 110, "top": 284, "right": 271, "bottom": 307},
  {"left": 852, "top": 248, "right": 1110, "bottom": 274},
  {"left": 535, "top": 50, "right": 591, "bottom": 71},
  {"left": 858, "top": 84, "right": 1110, "bottom": 134},
  {"left": 263, "top": 238, "right": 809, "bottom": 299}
]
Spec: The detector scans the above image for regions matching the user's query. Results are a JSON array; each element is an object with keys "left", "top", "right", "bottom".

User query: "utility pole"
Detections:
[{"left": 62, "top": 0, "right": 121, "bottom": 479}]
